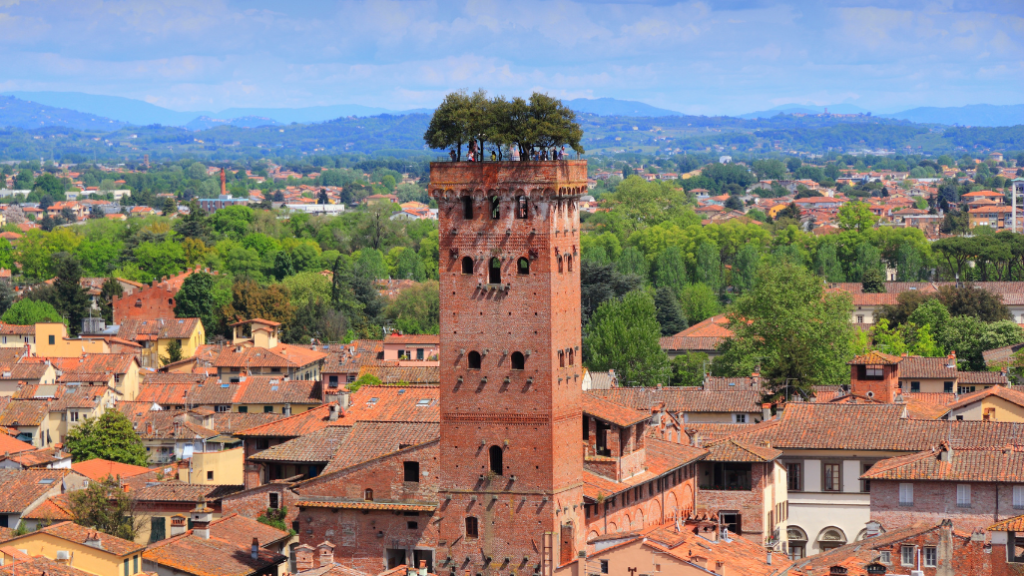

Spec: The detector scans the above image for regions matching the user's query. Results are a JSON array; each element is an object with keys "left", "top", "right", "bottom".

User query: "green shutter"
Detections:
[{"left": 149, "top": 517, "right": 166, "bottom": 543}]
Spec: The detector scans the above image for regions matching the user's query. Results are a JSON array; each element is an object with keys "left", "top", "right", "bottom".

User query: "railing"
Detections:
[{"left": 433, "top": 152, "right": 583, "bottom": 163}]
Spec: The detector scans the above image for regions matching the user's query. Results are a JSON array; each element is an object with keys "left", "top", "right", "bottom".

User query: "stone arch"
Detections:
[
  {"left": 461, "top": 256, "right": 474, "bottom": 274},
  {"left": 678, "top": 484, "right": 693, "bottom": 516},
  {"left": 588, "top": 530, "right": 600, "bottom": 541},
  {"left": 633, "top": 509, "right": 644, "bottom": 530},
  {"left": 621, "top": 514, "right": 630, "bottom": 531},
  {"left": 666, "top": 491, "right": 679, "bottom": 518},
  {"left": 649, "top": 499, "right": 662, "bottom": 524},
  {"left": 607, "top": 522, "right": 617, "bottom": 533},
  {"left": 815, "top": 526, "right": 847, "bottom": 553}
]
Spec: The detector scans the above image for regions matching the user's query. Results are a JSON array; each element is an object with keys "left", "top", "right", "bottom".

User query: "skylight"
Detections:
[
  {"left": 416, "top": 399, "right": 431, "bottom": 407},
  {"left": 38, "top": 479, "right": 55, "bottom": 484}
]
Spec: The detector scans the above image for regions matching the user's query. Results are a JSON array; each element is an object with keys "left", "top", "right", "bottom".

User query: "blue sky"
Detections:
[{"left": 0, "top": 0, "right": 1020, "bottom": 115}]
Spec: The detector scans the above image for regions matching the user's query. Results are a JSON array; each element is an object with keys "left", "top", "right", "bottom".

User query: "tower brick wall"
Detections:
[
  {"left": 870, "top": 480, "right": 1018, "bottom": 534},
  {"left": 430, "top": 161, "right": 588, "bottom": 575}
]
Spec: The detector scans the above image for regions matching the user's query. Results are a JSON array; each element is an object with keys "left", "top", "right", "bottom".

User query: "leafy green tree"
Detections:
[
  {"left": 616, "top": 246, "right": 649, "bottom": 279},
  {"left": 281, "top": 271, "right": 332, "bottom": 306},
  {"left": 283, "top": 299, "right": 347, "bottom": 344},
  {"left": 385, "top": 280, "right": 440, "bottom": 334},
  {"left": 714, "top": 262, "right": 854, "bottom": 398},
  {"left": 221, "top": 279, "right": 295, "bottom": 327},
  {"left": 2, "top": 299, "right": 63, "bottom": 325},
  {"left": 813, "top": 243, "right": 845, "bottom": 282},
  {"left": 669, "top": 352, "right": 709, "bottom": 387},
  {"left": 98, "top": 277, "right": 123, "bottom": 324},
  {"left": 423, "top": 90, "right": 472, "bottom": 159},
  {"left": 677, "top": 283, "right": 721, "bottom": 324},
  {"left": 694, "top": 241, "right": 721, "bottom": 293},
  {"left": 392, "top": 247, "right": 427, "bottom": 281},
  {"left": 174, "top": 272, "right": 222, "bottom": 335},
  {"left": 908, "top": 298, "right": 951, "bottom": 335},
  {"left": 13, "top": 169, "right": 33, "bottom": 190},
  {"left": 133, "top": 240, "right": 186, "bottom": 282},
  {"left": 580, "top": 261, "right": 642, "bottom": 324},
  {"left": 894, "top": 242, "right": 923, "bottom": 281},
  {"left": 272, "top": 250, "right": 295, "bottom": 280},
  {"left": 837, "top": 201, "right": 878, "bottom": 232},
  {"left": 349, "top": 373, "right": 381, "bottom": 392},
  {"left": 654, "top": 286, "right": 687, "bottom": 336},
  {"left": 732, "top": 244, "right": 762, "bottom": 293},
  {"left": 174, "top": 200, "right": 211, "bottom": 242},
  {"left": 752, "top": 159, "right": 786, "bottom": 180},
  {"left": 653, "top": 246, "right": 687, "bottom": 290},
  {"left": 68, "top": 476, "right": 143, "bottom": 542},
  {"left": 160, "top": 340, "right": 183, "bottom": 366},
  {"left": 937, "top": 284, "right": 1010, "bottom": 322},
  {"left": 861, "top": 268, "right": 886, "bottom": 294},
  {"left": 355, "top": 248, "right": 388, "bottom": 281},
  {"left": 210, "top": 205, "right": 254, "bottom": 239},
  {"left": 0, "top": 281, "right": 14, "bottom": 316},
  {"left": 938, "top": 316, "right": 1023, "bottom": 370},
  {"left": 32, "top": 173, "right": 66, "bottom": 199},
  {"left": 51, "top": 253, "right": 90, "bottom": 336},
  {"left": 786, "top": 157, "right": 802, "bottom": 173},
  {"left": 65, "top": 410, "right": 148, "bottom": 465},
  {"left": 584, "top": 290, "right": 670, "bottom": 387}
]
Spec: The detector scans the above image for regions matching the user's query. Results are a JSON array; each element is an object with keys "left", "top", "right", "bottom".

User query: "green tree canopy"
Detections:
[
  {"left": 65, "top": 410, "right": 149, "bottom": 466},
  {"left": 2, "top": 298, "right": 63, "bottom": 325},
  {"left": 583, "top": 290, "right": 670, "bottom": 387}
]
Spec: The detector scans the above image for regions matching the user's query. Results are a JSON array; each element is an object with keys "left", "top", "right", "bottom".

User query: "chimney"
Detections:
[
  {"left": 761, "top": 403, "right": 772, "bottom": 421},
  {"left": 329, "top": 404, "right": 340, "bottom": 422},
  {"left": 936, "top": 519, "right": 954, "bottom": 576},
  {"left": 170, "top": 515, "right": 187, "bottom": 536},
  {"left": 939, "top": 442, "right": 953, "bottom": 463},
  {"left": 317, "top": 542, "right": 335, "bottom": 568},
  {"left": 283, "top": 403, "right": 292, "bottom": 416},
  {"left": 947, "top": 351, "right": 956, "bottom": 369},
  {"left": 865, "top": 520, "right": 882, "bottom": 538},
  {"left": 251, "top": 538, "right": 259, "bottom": 561},
  {"left": 84, "top": 530, "right": 103, "bottom": 550},
  {"left": 220, "top": 168, "right": 227, "bottom": 196},
  {"left": 191, "top": 498, "right": 213, "bottom": 539},
  {"left": 294, "top": 545, "right": 315, "bottom": 572},
  {"left": 766, "top": 550, "right": 772, "bottom": 566},
  {"left": 686, "top": 428, "right": 701, "bottom": 448},
  {"left": 418, "top": 560, "right": 427, "bottom": 576}
]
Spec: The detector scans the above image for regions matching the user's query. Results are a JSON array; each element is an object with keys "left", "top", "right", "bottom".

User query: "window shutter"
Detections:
[
  {"left": 899, "top": 483, "right": 913, "bottom": 505},
  {"left": 957, "top": 484, "right": 971, "bottom": 506},
  {"left": 1014, "top": 486, "right": 1024, "bottom": 508}
]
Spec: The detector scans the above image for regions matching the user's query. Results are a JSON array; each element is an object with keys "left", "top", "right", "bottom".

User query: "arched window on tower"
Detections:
[
  {"left": 468, "top": 351, "right": 481, "bottom": 369},
  {"left": 363, "top": 488, "right": 373, "bottom": 501},
  {"left": 461, "top": 256, "right": 474, "bottom": 274},
  {"left": 515, "top": 195, "right": 528, "bottom": 219},
  {"left": 461, "top": 196, "right": 474, "bottom": 220},
  {"left": 490, "top": 195, "right": 500, "bottom": 220},
  {"left": 567, "top": 254, "right": 573, "bottom": 272},
  {"left": 517, "top": 257, "right": 529, "bottom": 275},
  {"left": 489, "top": 258, "right": 501, "bottom": 284},
  {"left": 559, "top": 351, "right": 565, "bottom": 368},
  {"left": 568, "top": 349, "right": 575, "bottom": 366},
  {"left": 511, "top": 352, "right": 525, "bottom": 370},
  {"left": 557, "top": 255, "right": 563, "bottom": 273},
  {"left": 489, "top": 445, "right": 503, "bottom": 476}
]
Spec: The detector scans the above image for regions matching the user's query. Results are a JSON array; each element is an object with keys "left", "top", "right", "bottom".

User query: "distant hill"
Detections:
[
  {"left": 881, "top": 104, "right": 1024, "bottom": 127},
  {"left": 184, "top": 116, "right": 280, "bottom": 131},
  {"left": 566, "top": 98, "right": 682, "bottom": 117},
  {"left": 3, "top": 91, "right": 428, "bottom": 127},
  {"left": 738, "top": 103, "right": 874, "bottom": 119},
  {"left": 0, "top": 96, "right": 126, "bottom": 131}
]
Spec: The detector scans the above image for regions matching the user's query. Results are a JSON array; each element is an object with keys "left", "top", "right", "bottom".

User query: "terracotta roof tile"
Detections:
[
  {"left": 0, "top": 469, "right": 67, "bottom": 513},
  {"left": 134, "top": 483, "right": 242, "bottom": 503},
  {"left": 940, "top": 386, "right": 1024, "bottom": 416},
  {"left": 0, "top": 555, "right": 97, "bottom": 576},
  {"left": 211, "top": 343, "right": 326, "bottom": 370},
  {"left": 383, "top": 334, "right": 439, "bottom": 345},
  {"left": 988, "top": 514, "right": 1024, "bottom": 531},
  {"left": 117, "top": 318, "right": 201, "bottom": 341},
  {"left": 16, "top": 521, "right": 144, "bottom": 556},
  {"left": 861, "top": 445, "right": 1024, "bottom": 482},
  {"left": 233, "top": 403, "right": 341, "bottom": 438},
  {"left": 957, "top": 371, "right": 1008, "bottom": 385},
  {"left": 0, "top": 433, "right": 35, "bottom": 454},
  {"left": 319, "top": 421, "right": 439, "bottom": 476},
  {"left": 143, "top": 531, "right": 285, "bottom": 576},
  {"left": 849, "top": 351, "right": 903, "bottom": 365},
  {"left": 250, "top": 427, "right": 351, "bottom": 463},
  {"left": 20, "top": 494, "right": 72, "bottom": 521},
  {"left": 356, "top": 365, "right": 439, "bottom": 384},
  {"left": 0, "top": 400, "right": 50, "bottom": 426},
  {"left": 209, "top": 513, "right": 289, "bottom": 546},
  {"left": 659, "top": 315, "right": 733, "bottom": 351},
  {"left": 322, "top": 340, "right": 383, "bottom": 373},
  {"left": 587, "top": 388, "right": 762, "bottom": 414},
  {"left": 702, "top": 438, "right": 782, "bottom": 462},
  {"left": 582, "top": 394, "right": 650, "bottom": 427},
  {"left": 898, "top": 356, "right": 956, "bottom": 379},
  {"left": 209, "top": 412, "right": 282, "bottom": 434},
  {"left": 72, "top": 458, "right": 152, "bottom": 481}
]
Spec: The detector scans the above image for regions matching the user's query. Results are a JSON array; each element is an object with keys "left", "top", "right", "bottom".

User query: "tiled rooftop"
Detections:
[{"left": 0, "top": 469, "right": 68, "bottom": 513}]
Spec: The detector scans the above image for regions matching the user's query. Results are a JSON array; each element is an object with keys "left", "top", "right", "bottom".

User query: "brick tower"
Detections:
[{"left": 429, "top": 161, "right": 588, "bottom": 576}]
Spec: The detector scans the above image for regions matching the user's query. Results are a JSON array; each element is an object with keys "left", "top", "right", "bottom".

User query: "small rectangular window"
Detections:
[
  {"left": 48, "top": 335, "right": 55, "bottom": 345},
  {"left": 901, "top": 546, "right": 914, "bottom": 566},
  {"left": 923, "top": 547, "right": 936, "bottom": 567},
  {"left": 733, "top": 413, "right": 746, "bottom": 423},
  {"left": 263, "top": 406, "right": 274, "bottom": 413},
  {"left": 124, "top": 559, "right": 129, "bottom": 576},
  {"left": 403, "top": 461, "right": 420, "bottom": 482},
  {"left": 134, "top": 555, "right": 139, "bottom": 574},
  {"left": 788, "top": 463, "right": 802, "bottom": 491},
  {"left": 600, "top": 560, "right": 609, "bottom": 574},
  {"left": 206, "top": 471, "right": 214, "bottom": 480},
  {"left": 407, "top": 521, "right": 418, "bottom": 529},
  {"left": 238, "top": 406, "right": 248, "bottom": 413},
  {"left": 465, "top": 517, "right": 478, "bottom": 539},
  {"left": 823, "top": 463, "right": 841, "bottom": 492},
  {"left": 899, "top": 483, "right": 913, "bottom": 506},
  {"left": 880, "top": 551, "right": 891, "bottom": 564},
  {"left": 269, "top": 493, "right": 280, "bottom": 509},
  {"left": 1014, "top": 486, "right": 1024, "bottom": 509},
  {"left": 957, "top": 484, "right": 971, "bottom": 507},
  {"left": 910, "top": 381, "right": 920, "bottom": 393},
  {"left": 944, "top": 381, "right": 954, "bottom": 393}
]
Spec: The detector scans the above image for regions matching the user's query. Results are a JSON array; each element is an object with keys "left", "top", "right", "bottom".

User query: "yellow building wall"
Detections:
[
  {"left": 153, "top": 322, "right": 206, "bottom": 366},
  {"left": 35, "top": 324, "right": 110, "bottom": 358},
  {"left": 1, "top": 532, "right": 140, "bottom": 576},
  {"left": 175, "top": 447, "right": 244, "bottom": 485},
  {"left": 981, "top": 396, "right": 1024, "bottom": 422},
  {"left": 118, "top": 361, "right": 141, "bottom": 401},
  {"left": 134, "top": 511, "right": 223, "bottom": 546}
]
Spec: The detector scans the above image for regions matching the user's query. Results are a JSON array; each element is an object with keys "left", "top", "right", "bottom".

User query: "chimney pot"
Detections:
[{"left": 251, "top": 538, "right": 259, "bottom": 560}]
